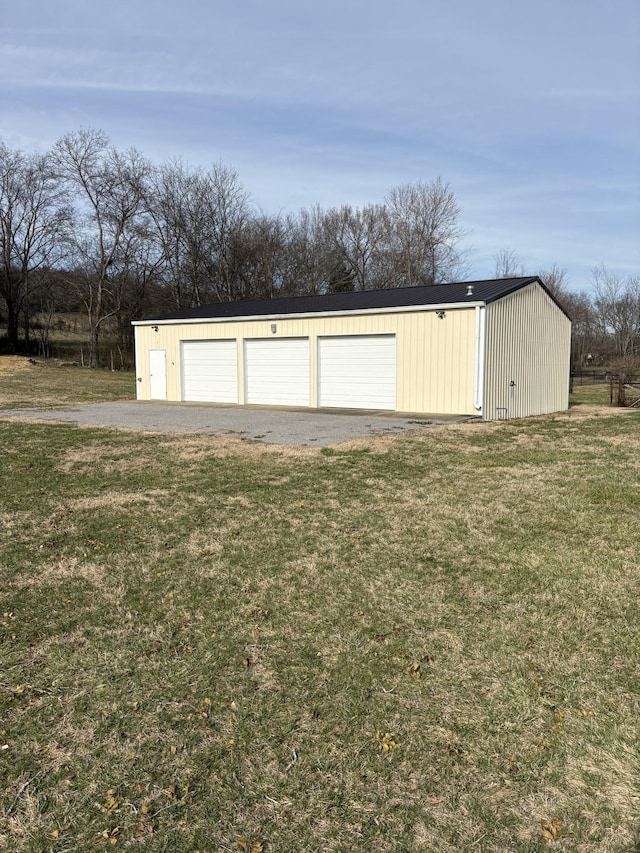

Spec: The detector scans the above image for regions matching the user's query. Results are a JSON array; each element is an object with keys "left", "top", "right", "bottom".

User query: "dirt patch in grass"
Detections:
[
  {"left": 28, "top": 557, "right": 123, "bottom": 595},
  {"left": 557, "top": 404, "right": 632, "bottom": 420},
  {"left": 155, "top": 434, "right": 323, "bottom": 461},
  {"left": 57, "top": 445, "right": 157, "bottom": 475},
  {"left": 66, "top": 490, "right": 171, "bottom": 512},
  {"left": 0, "top": 356, "right": 35, "bottom": 374}
]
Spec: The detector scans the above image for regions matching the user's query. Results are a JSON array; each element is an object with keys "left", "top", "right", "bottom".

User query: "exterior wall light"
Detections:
[
  {"left": 271, "top": 323, "right": 277, "bottom": 333},
  {"left": 151, "top": 325, "right": 159, "bottom": 332},
  {"left": 436, "top": 310, "right": 446, "bottom": 320}
]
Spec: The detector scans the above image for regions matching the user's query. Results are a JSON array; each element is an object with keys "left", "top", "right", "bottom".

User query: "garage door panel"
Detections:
[
  {"left": 319, "top": 335, "right": 396, "bottom": 410},
  {"left": 182, "top": 340, "right": 238, "bottom": 403},
  {"left": 245, "top": 338, "right": 310, "bottom": 406}
]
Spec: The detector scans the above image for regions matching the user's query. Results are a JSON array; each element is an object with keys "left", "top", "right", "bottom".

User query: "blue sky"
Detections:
[{"left": 1, "top": 0, "right": 638, "bottom": 292}]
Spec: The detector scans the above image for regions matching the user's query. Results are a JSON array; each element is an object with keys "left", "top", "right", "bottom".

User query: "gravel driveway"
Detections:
[{"left": 1, "top": 401, "right": 472, "bottom": 446}]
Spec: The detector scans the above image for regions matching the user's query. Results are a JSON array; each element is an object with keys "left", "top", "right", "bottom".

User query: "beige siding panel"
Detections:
[
  {"left": 483, "top": 282, "right": 571, "bottom": 419},
  {"left": 134, "top": 309, "right": 478, "bottom": 415}
]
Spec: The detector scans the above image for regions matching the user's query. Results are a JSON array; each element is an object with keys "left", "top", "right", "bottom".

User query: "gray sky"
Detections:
[{"left": 2, "top": 0, "right": 638, "bottom": 291}]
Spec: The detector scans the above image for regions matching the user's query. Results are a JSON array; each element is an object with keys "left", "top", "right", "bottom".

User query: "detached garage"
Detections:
[{"left": 133, "top": 277, "right": 571, "bottom": 420}]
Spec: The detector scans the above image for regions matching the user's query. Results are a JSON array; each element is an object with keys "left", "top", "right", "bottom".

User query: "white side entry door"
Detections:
[{"left": 149, "top": 349, "right": 167, "bottom": 400}]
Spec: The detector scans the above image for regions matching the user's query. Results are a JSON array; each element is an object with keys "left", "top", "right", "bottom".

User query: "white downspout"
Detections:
[
  {"left": 133, "top": 325, "right": 142, "bottom": 400},
  {"left": 474, "top": 306, "right": 486, "bottom": 414}
]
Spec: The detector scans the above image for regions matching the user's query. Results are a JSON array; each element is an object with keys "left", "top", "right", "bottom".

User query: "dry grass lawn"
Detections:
[
  {"left": 0, "top": 358, "right": 638, "bottom": 851},
  {"left": 0, "top": 356, "right": 134, "bottom": 408}
]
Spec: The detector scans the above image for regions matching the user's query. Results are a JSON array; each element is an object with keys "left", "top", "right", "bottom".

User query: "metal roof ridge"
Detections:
[{"left": 134, "top": 276, "right": 545, "bottom": 324}]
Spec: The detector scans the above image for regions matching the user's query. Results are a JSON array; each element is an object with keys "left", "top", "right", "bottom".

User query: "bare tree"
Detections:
[
  {"left": 231, "top": 212, "right": 288, "bottom": 300},
  {"left": 538, "top": 263, "right": 569, "bottom": 299},
  {"left": 385, "top": 178, "right": 467, "bottom": 286},
  {"left": 108, "top": 219, "right": 164, "bottom": 362},
  {"left": 322, "top": 203, "right": 389, "bottom": 291},
  {"left": 204, "top": 162, "right": 251, "bottom": 301},
  {"left": 144, "top": 159, "right": 197, "bottom": 310},
  {"left": 52, "top": 129, "right": 148, "bottom": 367},
  {"left": 31, "top": 269, "right": 74, "bottom": 358},
  {"left": 560, "top": 290, "right": 600, "bottom": 368},
  {"left": 145, "top": 160, "right": 250, "bottom": 307},
  {"left": 493, "top": 248, "right": 524, "bottom": 278},
  {"left": 591, "top": 264, "right": 640, "bottom": 358},
  {"left": 280, "top": 206, "right": 335, "bottom": 296},
  {"left": 0, "top": 142, "right": 70, "bottom": 351}
]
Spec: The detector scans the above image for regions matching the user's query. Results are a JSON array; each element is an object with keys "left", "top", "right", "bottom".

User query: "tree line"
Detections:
[{"left": 1, "top": 128, "right": 638, "bottom": 369}]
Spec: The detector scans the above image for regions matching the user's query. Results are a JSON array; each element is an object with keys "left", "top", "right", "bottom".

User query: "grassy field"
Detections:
[
  {"left": 0, "top": 357, "right": 134, "bottom": 409},
  {"left": 0, "top": 358, "right": 638, "bottom": 851}
]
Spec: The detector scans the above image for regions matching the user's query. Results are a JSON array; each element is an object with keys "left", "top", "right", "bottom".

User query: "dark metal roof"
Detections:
[{"left": 145, "top": 276, "right": 570, "bottom": 322}]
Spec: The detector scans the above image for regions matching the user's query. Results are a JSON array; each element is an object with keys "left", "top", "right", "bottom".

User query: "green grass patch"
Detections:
[
  {"left": 569, "top": 381, "right": 611, "bottom": 407},
  {"left": 0, "top": 365, "right": 639, "bottom": 851}
]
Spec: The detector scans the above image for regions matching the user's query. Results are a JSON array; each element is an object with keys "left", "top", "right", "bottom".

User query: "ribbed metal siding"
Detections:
[{"left": 483, "top": 283, "right": 571, "bottom": 419}]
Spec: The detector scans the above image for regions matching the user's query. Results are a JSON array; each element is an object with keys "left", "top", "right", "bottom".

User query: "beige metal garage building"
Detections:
[{"left": 132, "top": 276, "right": 571, "bottom": 420}]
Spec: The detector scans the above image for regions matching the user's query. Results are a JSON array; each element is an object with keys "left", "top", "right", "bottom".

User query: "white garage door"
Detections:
[
  {"left": 245, "top": 338, "right": 310, "bottom": 406},
  {"left": 182, "top": 340, "right": 238, "bottom": 403},
  {"left": 318, "top": 335, "right": 397, "bottom": 410}
]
